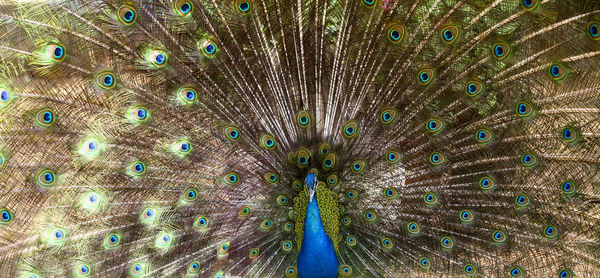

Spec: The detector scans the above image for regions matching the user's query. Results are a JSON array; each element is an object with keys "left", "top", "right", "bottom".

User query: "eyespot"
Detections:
[
  {"left": 342, "top": 120, "right": 359, "bottom": 138},
  {"left": 177, "top": 86, "right": 198, "bottom": 105},
  {"left": 339, "top": 265, "right": 352, "bottom": 276},
  {"left": 147, "top": 49, "right": 168, "bottom": 67},
  {"left": 0, "top": 87, "right": 12, "bottom": 106},
  {"left": 296, "top": 110, "right": 311, "bottom": 128},
  {"left": 479, "top": 176, "right": 496, "bottom": 191},
  {"left": 345, "top": 189, "right": 358, "bottom": 201},
  {"left": 276, "top": 194, "right": 288, "bottom": 206},
  {"left": 322, "top": 152, "right": 337, "bottom": 170},
  {"left": 193, "top": 215, "right": 209, "bottom": 230},
  {"left": 464, "top": 263, "right": 477, "bottom": 276},
  {"left": 140, "top": 207, "right": 157, "bottom": 224},
  {"left": 155, "top": 231, "right": 174, "bottom": 249},
  {"left": 520, "top": 152, "right": 538, "bottom": 167},
  {"left": 515, "top": 193, "right": 531, "bottom": 209},
  {"left": 492, "top": 42, "right": 510, "bottom": 59},
  {"left": 117, "top": 4, "right": 137, "bottom": 25},
  {"left": 217, "top": 242, "right": 229, "bottom": 254},
  {"left": 129, "top": 106, "right": 149, "bottom": 123},
  {"left": 509, "top": 266, "right": 523, "bottom": 277},
  {"left": 385, "top": 150, "right": 402, "bottom": 164},
  {"left": 81, "top": 191, "right": 102, "bottom": 212},
  {"left": 285, "top": 266, "right": 298, "bottom": 278},
  {"left": 79, "top": 138, "right": 101, "bottom": 157},
  {"left": 74, "top": 263, "right": 91, "bottom": 277},
  {"left": 22, "top": 272, "right": 40, "bottom": 278},
  {"left": 338, "top": 204, "right": 345, "bottom": 214},
  {"left": 0, "top": 208, "right": 13, "bottom": 224},
  {"left": 127, "top": 160, "right": 146, "bottom": 176},
  {"left": 318, "top": 142, "right": 331, "bottom": 156},
  {"left": 428, "top": 151, "right": 446, "bottom": 166},
  {"left": 182, "top": 187, "right": 198, "bottom": 202},
  {"left": 346, "top": 235, "right": 357, "bottom": 247},
  {"left": 383, "top": 187, "right": 398, "bottom": 200},
  {"left": 588, "top": 21, "right": 600, "bottom": 40},
  {"left": 521, "top": 0, "right": 539, "bottom": 10},
  {"left": 171, "top": 139, "right": 192, "bottom": 157},
  {"left": 213, "top": 271, "right": 225, "bottom": 278},
  {"left": 248, "top": 247, "right": 259, "bottom": 259},
  {"left": 492, "top": 230, "right": 507, "bottom": 244},
  {"left": 327, "top": 174, "right": 338, "bottom": 186},
  {"left": 549, "top": 63, "right": 567, "bottom": 81},
  {"left": 281, "top": 240, "right": 292, "bottom": 251},
  {"left": 47, "top": 227, "right": 67, "bottom": 245},
  {"left": 235, "top": 0, "right": 252, "bottom": 14},
  {"left": 283, "top": 221, "right": 294, "bottom": 232},
  {"left": 425, "top": 118, "right": 444, "bottom": 134},
  {"left": 406, "top": 222, "right": 421, "bottom": 236},
  {"left": 174, "top": 0, "right": 193, "bottom": 16},
  {"left": 223, "top": 172, "right": 240, "bottom": 185},
  {"left": 296, "top": 147, "right": 311, "bottom": 168},
  {"left": 475, "top": 127, "right": 493, "bottom": 144},
  {"left": 380, "top": 107, "right": 398, "bottom": 125},
  {"left": 386, "top": 23, "right": 406, "bottom": 44},
  {"left": 223, "top": 125, "right": 241, "bottom": 141},
  {"left": 260, "top": 134, "right": 277, "bottom": 150},
  {"left": 363, "top": 209, "right": 377, "bottom": 222},
  {"left": 350, "top": 159, "right": 366, "bottom": 173},
  {"left": 381, "top": 237, "right": 393, "bottom": 250},
  {"left": 362, "top": 0, "right": 376, "bottom": 7},
  {"left": 558, "top": 268, "right": 573, "bottom": 278},
  {"left": 129, "top": 262, "right": 147, "bottom": 276},
  {"left": 239, "top": 206, "right": 251, "bottom": 217},
  {"left": 264, "top": 172, "right": 279, "bottom": 184},
  {"left": 561, "top": 126, "right": 579, "bottom": 145},
  {"left": 198, "top": 38, "right": 218, "bottom": 58},
  {"left": 288, "top": 209, "right": 295, "bottom": 220},
  {"left": 95, "top": 71, "right": 116, "bottom": 90},
  {"left": 459, "top": 209, "right": 474, "bottom": 224},
  {"left": 46, "top": 43, "right": 65, "bottom": 61},
  {"left": 35, "top": 108, "right": 55, "bottom": 127},
  {"left": 260, "top": 218, "right": 272, "bottom": 230},
  {"left": 0, "top": 152, "right": 4, "bottom": 169},
  {"left": 104, "top": 232, "right": 121, "bottom": 248},
  {"left": 419, "top": 257, "right": 431, "bottom": 270},
  {"left": 187, "top": 261, "right": 200, "bottom": 274},
  {"left": 438, "top": 236, "right": 454, "bottom": 250},
  {"left": 543, "top": 224, "right": 558, "bottom": 240},
  {"left": 342, "top": 215, "right": 352, "bottom": 226},
  {"left": 36, "top": 169, "right": 55, "bottom": 187},
  {"left": 418, "top": 68, "right": 435, "bottom": 85},
  {"left": 561, "top": 180, "right": 577, "bottom": 196},
  {"left": 440, "top": 25, "right": 459, "bottom": 44},
  {"left": 423, "top": 192, "right": 439, "bottom": 206},
  {"left": 465, "top": 79, "right": 485, "bottom": 97},
  {"left": 292, "top": 179, "right": 303, "bottom": 191}
]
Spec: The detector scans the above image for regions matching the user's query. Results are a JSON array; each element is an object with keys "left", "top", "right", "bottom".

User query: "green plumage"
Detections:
[{"left": 0, "top": 0, "right": 599, "bottom": 277}]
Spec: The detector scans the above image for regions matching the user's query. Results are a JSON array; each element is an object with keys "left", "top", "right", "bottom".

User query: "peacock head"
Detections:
[{"left": 305, "top": 173, "right": 317, "bottom": 202}]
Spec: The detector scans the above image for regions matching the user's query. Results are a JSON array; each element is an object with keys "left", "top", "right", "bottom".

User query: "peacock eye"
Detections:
[
  {"left": 492, "top": 42, "right": 511, "bottom": 59},
  {"left": 35, "top": 108, "right": 55, "bottom": 127},
  {"left": 387, "top": 24, "right": 406, "bottom": 43},
  {"left": 235, "top": 0, "right": 252, "bottom": 14},
  {"left": 260, "top": 134, "right": 277, "bottom": 150},
  {"left": 117, "top": 5, "right": 137, "bottom": 25},
  {"left": 441, "top": 25, "right": 459, "bottom": 44},
  {"left": 174, "top": 0, "right": 193, "bottom": 16},
  {"left": 425, "top": 118, "right": 444, "bottom": 134},
  {"left": 36, "top": 169, "right": 56, "bottom": 187},
  {"left": 199, "top": 39, "right": 218, "bottom": 57},
  {"left": 95, "top": 71, "right": 116, "bottom": 89},
  {"left": 342, "top": 120, "right": 359, "bottom": 138},
  {"left": 418, "top": 68, "right": 435, "bottom": 85}
]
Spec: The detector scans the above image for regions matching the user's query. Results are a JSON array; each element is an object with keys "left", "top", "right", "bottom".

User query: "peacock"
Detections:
[{"left": 0, "top": 0, "right": 599, "bottom": 277}]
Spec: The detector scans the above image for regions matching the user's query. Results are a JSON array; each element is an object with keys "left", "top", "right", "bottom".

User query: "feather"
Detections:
[{"left": 0, "top": 0, "right": 599, "bottom": 277}]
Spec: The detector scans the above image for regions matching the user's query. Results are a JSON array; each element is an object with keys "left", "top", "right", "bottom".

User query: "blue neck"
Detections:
[{"left": 297, "top": 198, "right": 339, "bottom": 278}]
